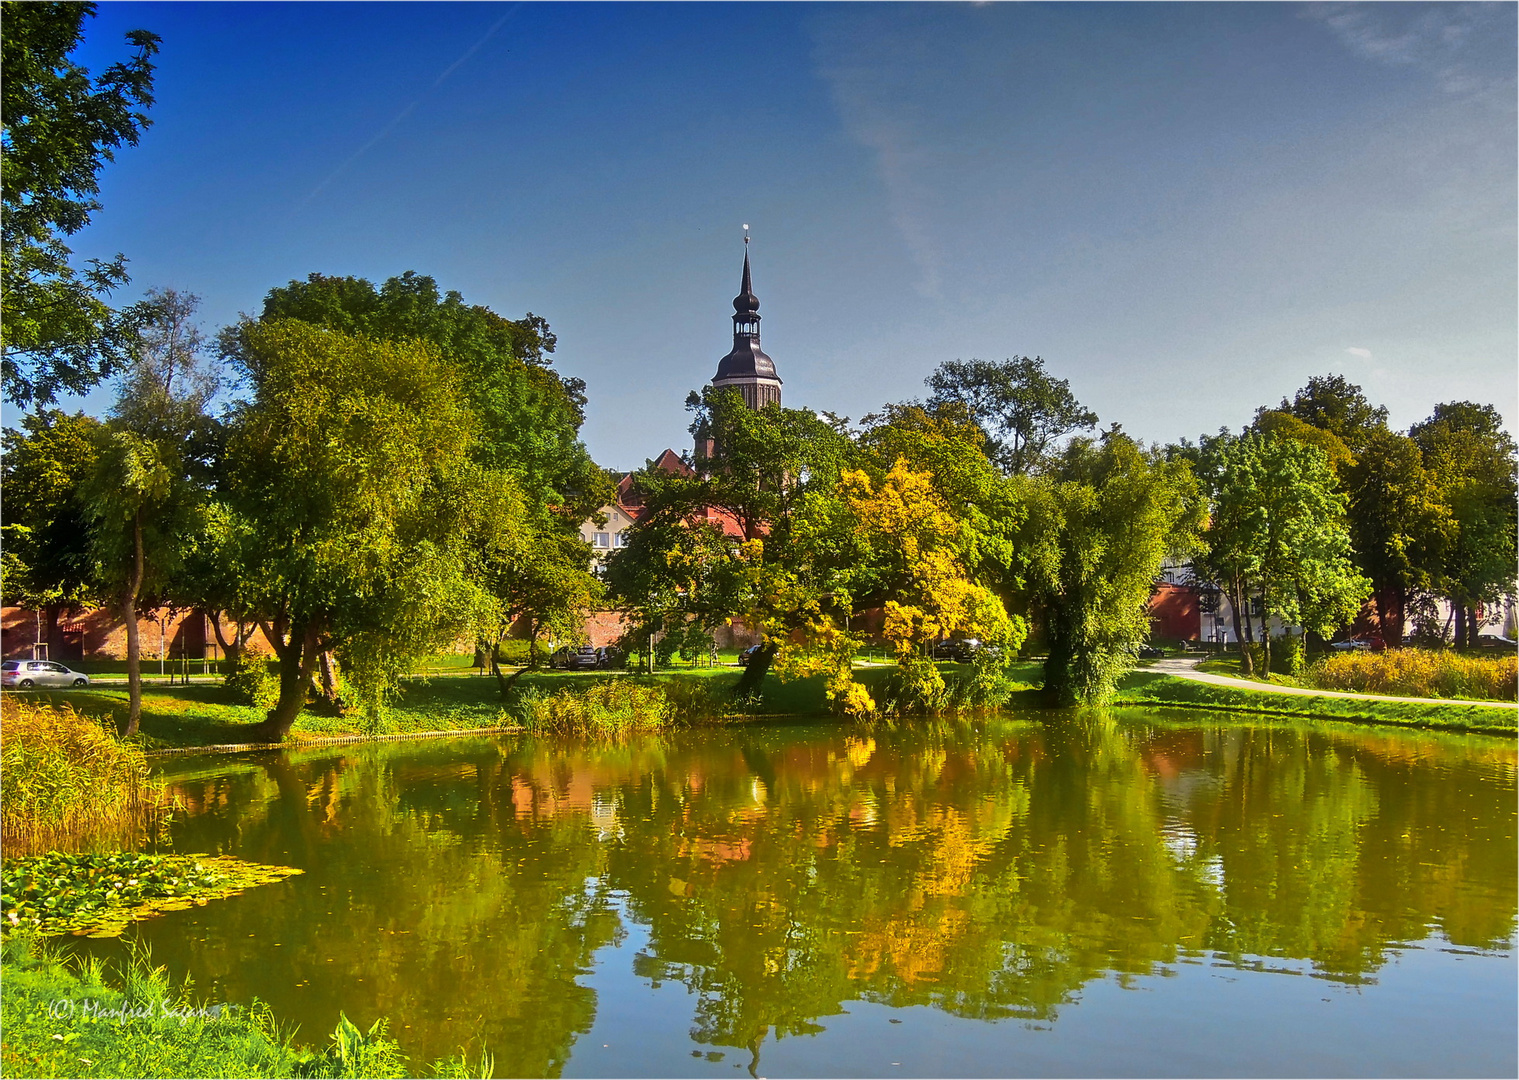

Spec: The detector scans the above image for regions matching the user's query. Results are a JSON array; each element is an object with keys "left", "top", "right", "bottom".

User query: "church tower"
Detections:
[{"left": 709, "top": 241, "right": 782, "bottom": 410}]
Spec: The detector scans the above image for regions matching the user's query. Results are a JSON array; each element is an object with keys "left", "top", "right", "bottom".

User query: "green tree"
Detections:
[
  {"left": 1343, "top": 429, "right": 1449, "bottom": 648},
  {"left": 1410, "top": 402, "right": 1518, "bottom": 647},
  {"left": 222, "top": 319, "right": 505, "bottom": 738},
  {"left": 230, "top": 272, "right": 611, "bottom": 675},
  {"left": 1022, "top": 430, "right": 1203, "bottom": 703},
  {"left": 925, "top": 357, "right": 1097, "bottom": 476},
  {"left": 1212, "top": 432, "right": 1369, "bottom": 673},
  {"left": 1, "top": 1, "right": 159, "bottom": 407},
  {"left": 1264, "top": 374, "right": 1389, "bottom": 454}
]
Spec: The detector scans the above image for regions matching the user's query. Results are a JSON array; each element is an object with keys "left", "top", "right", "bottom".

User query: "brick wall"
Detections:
[{"left": 1, "top": 606, "right": 272, "bottom": 662}]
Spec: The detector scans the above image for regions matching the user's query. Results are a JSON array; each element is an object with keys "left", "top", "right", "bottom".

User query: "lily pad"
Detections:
[{"left": 1, "top": 851, "right": 303, "bottom": 938}]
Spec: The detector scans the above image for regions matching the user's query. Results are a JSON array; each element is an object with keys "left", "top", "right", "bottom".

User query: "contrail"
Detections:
[{"left": 294, "top": 4, "right": 519, "bottom": 213}]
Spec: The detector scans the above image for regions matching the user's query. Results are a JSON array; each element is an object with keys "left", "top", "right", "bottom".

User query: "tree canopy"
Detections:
[{"left": 1, "top": 1, "right": 160, "bottom": 407}]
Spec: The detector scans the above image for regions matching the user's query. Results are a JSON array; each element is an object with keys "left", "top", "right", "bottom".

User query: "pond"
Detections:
[{"left": 75, "top": 709, "right": 1516, "bottom": 1078}]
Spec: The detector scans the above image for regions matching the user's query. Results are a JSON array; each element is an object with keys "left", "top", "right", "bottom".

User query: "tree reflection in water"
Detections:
[{"left": 79, "top": 713, "right": 1516, "bottom": 1076}]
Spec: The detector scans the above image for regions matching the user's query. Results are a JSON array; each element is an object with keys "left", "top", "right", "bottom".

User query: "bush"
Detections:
[
  {"left": 0, "top": 700, "right": 169, "bottom": 856},
  {"left": 223, "top": 653, "right": 277, "bottom": 710},
  {"left": 1246, "top": 636, "right": 1306, "bottom": 677},
  {"left": 513, "top": 680, "right": 673, "bottom": 735},
  {"left": 1304, "top": 649, "right": 1517, "bottom": 701},
  {"left": 494, "top": 639, "right": 533, "bottom": 666}
]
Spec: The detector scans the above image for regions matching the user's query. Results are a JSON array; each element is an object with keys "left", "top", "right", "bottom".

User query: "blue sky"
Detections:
[{"left": 56, "top": 2, "right": 1518, "bottom": 467}]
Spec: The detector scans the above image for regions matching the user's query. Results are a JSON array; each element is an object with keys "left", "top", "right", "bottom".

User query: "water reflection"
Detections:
[{"left": 79, "top": 712, "right": 1516, "bottom": 1076}]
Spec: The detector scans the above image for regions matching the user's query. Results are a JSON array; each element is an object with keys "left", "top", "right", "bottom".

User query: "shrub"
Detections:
[
  {"left": 513, "top": 680, "right": 673, "bottom": 735},
  {"left": 224, "top": 653, "right": 278, "bottom": 710},
  {"left": 1246, "top": 636, "right": 1306, "bottom": 677},
  {"left": 0, "top": 700, "right": 169, "bottom": 856},
  {"left": 1304, "top": 649, "right": 1517, "bottom": 701},
  {"left": 494, "top": 639, "right": 533, "bottom": 666}
]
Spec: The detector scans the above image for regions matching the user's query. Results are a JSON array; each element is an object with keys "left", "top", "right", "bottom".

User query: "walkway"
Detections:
[{"left": 1147, "top": 657, "right": 1517, "bottom": 710}]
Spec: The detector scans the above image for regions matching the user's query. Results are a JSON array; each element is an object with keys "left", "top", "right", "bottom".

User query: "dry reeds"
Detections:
[
  {"left": 1305, "top": 649, "right": 1518, "bottom": 702},
  {"left": 0, "top": 698, "right": 170, "bottom": 856}
]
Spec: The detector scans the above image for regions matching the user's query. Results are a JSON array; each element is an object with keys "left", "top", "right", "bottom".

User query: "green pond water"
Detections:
[{"left": 76, "top": 708, "right": 1516, "bottom": 1077}]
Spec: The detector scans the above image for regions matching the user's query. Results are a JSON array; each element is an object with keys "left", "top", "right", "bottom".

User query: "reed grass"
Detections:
[
  {"left": 1304, "top": 649, "right": 1517, "bottom": 702},
  {"left": 0, "top": 699, "right": 170, "bottom": 857}
]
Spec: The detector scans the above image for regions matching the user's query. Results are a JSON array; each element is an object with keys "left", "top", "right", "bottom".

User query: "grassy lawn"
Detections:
[
  {"left": 8, "top": 660, "right": 1049, "bottom": 751},
  {"left": 1114, "top": 671, "right": 1517, "bottom": 735}
]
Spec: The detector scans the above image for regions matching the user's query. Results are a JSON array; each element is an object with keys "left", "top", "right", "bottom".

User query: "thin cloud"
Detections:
[
  {"left": 295, "top": 5, "right": 520, "bottom": 213},
  {"left": 1346, "top": 346, "right": 1373, "bottom": 358},
  {"left": 1304, "top": 3, "right": 1514, "bottom": 101}
]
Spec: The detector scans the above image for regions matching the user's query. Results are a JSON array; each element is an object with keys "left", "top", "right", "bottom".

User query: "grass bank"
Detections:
[
  {"left": 1115, "top": 671, "right": 1517, "bottom": 734},
  {"left": 0, "top": 935, "right": 484, "bottom": 1079},
  {"left": 8, "top": 661, "right": 1048, "bottom": 751}
]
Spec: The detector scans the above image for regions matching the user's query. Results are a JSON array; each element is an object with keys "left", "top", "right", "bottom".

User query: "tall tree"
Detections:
[
  {"left": 1022, "top": 430, "right": 1203, "bottom": 703},
  {"left": 1211, "top": 432, "right": 1368, "bottom": 673},
  {"left": 79, "top": 290, "right": 218, "bottom": 735},
  {"left": 1410, "top": 402, "right": 1518, "bottom": 647},
  {"left": 1265, "top": 374, "right": 1389, "bottom": 454},
  {"left": 223, "top": 319, "right": 505, "bottom": 738},
  {"left": 1, "top": 2, "right": 159, "bottom": 407},
  {"left": 925, "top": 357, "right": 1097, "bottom": 476},
  {"left": 1343, "top": 429, "right": 1448, "bottom": 648}
]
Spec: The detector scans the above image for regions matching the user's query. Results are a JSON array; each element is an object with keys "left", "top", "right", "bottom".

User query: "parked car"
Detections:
[
  {"left": 595, "top": 646, "right": 626, "bottom": 670},
  {"left": 548, "top": 645, "right": 600, "bottom": 670},
  {"left": 1, "top": 660, "right": 90, "bottom": 688},
  {"left": 1477, "top": 634, "right": 1518, "bottom": 650},
  {"left": 1137, "top": 645, "right": 1165, "bottom": 660},
  {"left": 930, "top": 639, "right": 983, "bottom": 662},
  {"left": 1329, "top": 636, "right": 1375, "bottom": 652},
  {"left": 737, "top": 644, "right": 764, "bottom": 666}
]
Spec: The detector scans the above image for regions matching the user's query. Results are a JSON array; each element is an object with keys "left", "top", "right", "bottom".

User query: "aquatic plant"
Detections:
[
  {"left": 1304, "top": 649, "right": 1517, "bottom": 701},
  {"left": 1, "top": 851, "right": 303, "bottom": 938},
  {"left": 0, "top": 700, "right": 169, "bottom": 855}
]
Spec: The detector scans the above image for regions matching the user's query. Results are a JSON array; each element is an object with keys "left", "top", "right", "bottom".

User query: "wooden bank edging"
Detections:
[{"left": 146, "top": 724, "right": 525, "bottom": 757}]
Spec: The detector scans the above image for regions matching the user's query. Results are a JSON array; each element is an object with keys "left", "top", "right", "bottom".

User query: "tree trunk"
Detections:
[
  {"left": 254, "top": 620, "right": 320, "bottom": 741},
  {"left": 120, "top": 510, "right": 145, "bottom": 738},
  {"left": 1257, "top": 582, "right": 1271, "bottom": 677},
  {"left": 1454, "top": 604, "right": 1468, "bottom": 651},
  {"left": 1230, "top": 576, "right": 1252, "bottom": 676},
  {"left": 1375, "top": 585, "right": 1406, "bottom": 650},
  {"left": 1466, "top": 604, "right": 1481, "bottom": 649},
  {"left": 733, "top": 642, "right": 776, "bottom": 699},
  {"left": 318, "top": 650, "right": 339, "bottom": 703}
]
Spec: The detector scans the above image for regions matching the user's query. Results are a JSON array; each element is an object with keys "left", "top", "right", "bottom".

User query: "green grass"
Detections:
[
  {"left": 1114, "top": 671, "right": 1517, "bottom": 734},
  {"left": 8, "top": 660, "right": 1049, "bottom": 751},
  {"left": 0, "top": 935, "right": 485, "bottom": 1079}
]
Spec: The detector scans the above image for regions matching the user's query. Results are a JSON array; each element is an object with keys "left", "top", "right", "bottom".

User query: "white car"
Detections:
[{"left": 1, "top": 660, "right": 90, "bottom": 688}]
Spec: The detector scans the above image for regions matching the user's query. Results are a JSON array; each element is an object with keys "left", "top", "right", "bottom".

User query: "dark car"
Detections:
[
  {"left": 595, "top": 646, "right": 626, "bottom": 670},
  {"left": 549, "top": 645, "right": 600, "bottom": 670},
  {"left": 930, "top": 639, "right": 982, "bottom": 662},
  {"left": 737, "top": 644, "right": 764, "bottom": 666}
]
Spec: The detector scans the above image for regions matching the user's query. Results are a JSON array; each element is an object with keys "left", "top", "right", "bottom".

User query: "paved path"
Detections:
[{"left": 1146, "top": 656, "right": 1517, "bottom": 710}]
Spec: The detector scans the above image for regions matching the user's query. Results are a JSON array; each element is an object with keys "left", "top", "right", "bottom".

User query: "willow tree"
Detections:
[
  {"left": 223, "top": 319, "right": 509, "bottom": 738},
  {"left": 1023, "top": 430, "right": 1204, "bottom": 704}
]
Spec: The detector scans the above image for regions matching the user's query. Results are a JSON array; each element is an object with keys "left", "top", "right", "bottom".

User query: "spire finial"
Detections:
[{"left": 743, "top": 223, "right": 750, "bottom": 245}]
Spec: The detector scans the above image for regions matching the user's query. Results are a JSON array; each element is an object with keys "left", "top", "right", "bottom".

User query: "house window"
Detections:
[
  {"left": 613, "top": 530, "right": 626, "bottom": 548},
  {"left": 594, "top": 532, "right": 610, "bottom": 549}
]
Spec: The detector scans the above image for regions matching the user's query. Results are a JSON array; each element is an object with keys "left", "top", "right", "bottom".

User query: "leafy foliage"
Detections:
[
  {"left": 925, "top": 356, "right": 1098, "bottom": 476},
  {"left": 1024, "top": 430, "right": 1203, "bottom": 704},
  {"left": 1, "top": 2, "right": 160, "bottom": 407}
]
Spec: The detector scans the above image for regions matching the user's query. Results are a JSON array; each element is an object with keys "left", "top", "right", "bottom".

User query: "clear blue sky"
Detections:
[{"left": 58, "top": 2, "right": 1518, "bottom": 467}]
